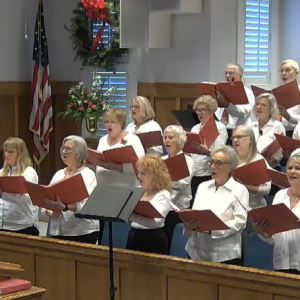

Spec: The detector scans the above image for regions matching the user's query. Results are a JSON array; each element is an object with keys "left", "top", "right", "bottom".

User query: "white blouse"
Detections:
[
  {"left": 282, "top": 85, "right": 300, "bottom": 131},
  {"left": 250, "top": 119, "right": 286, "bottom": 168},
  {"left": 0, "top": 166, "right": 39, "bottom": 231},
  {"left": 96, "top": 132, "right": 145, "bottom": 187},
  {"left": 126, "top": 120, "right": 163, "bottom": 156},
  {"left": 162, "top": 151, "right": 195, "bottom": 209},
  {"left": 185, "top": 177, "right": 249, "bottom": 262},
  {"left": 259, "top": 188, "right": 300, "bottom": 271},
  {"left": 190, "top": 121, "right": 228, "bottom": 177},
  {"left": 130, "top": 190, "right": 171, "bottom": 229},
  {"left": 48, "top": 167, "right": 99, "bottom": 236},
  {"left": 237, "top": 153, "right": 271, "bottom": 209}
]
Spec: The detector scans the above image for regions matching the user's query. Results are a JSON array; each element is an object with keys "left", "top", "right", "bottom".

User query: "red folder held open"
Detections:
[
  {"left": 178, "top": 209, "right": 229, "bottom": 231},
  {"left": 251, "top": 81, "right": 300, "bottom": 109},
  {"left": 275, "top": 134, "right": 300, "bottom": 153},
  {"left": 0, "top": 176, "right": 28, "bottom": 194},
  {"left": 249, "top": 203, "right": 298, "bottom": 236},
  {"left": 164, "top": 153, "right": 190, "bottom": 181},
  {"left": 266, "top": 169, "right": 290, "bottom": 188},
  {"left": 87, "top": 149, "right": 107, "bottom": 165},
  {"left": 134, "top": 201, "right": 162, "bottom": 218},
  {"left": 233, "top": 159, "right": 270, "bottom": 186},
  {"left": 24, "top": 173, "right": 89, "bottom": 210},
  {"left": 197, "top": 81, "right": 249, "bottom": 105},
  {"left": 135, "top": 131, "right": 163, "bottom": 149},
  {"left": 260, "top": 139, "right": 281, "bottom": 160}
]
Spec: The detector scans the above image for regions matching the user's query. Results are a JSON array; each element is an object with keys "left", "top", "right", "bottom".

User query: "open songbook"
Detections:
[
  {"left": 163, "top": 153, "right": 190, "bottom": 181},
  {"left": 135, "top": 131, "right": 163, "bottom": 149},
  {"left": 275, "top": 134, "right": 300, "bottom": 153},
  {"left": 0, "top": 176, "right": 28, "bottom": 194}
]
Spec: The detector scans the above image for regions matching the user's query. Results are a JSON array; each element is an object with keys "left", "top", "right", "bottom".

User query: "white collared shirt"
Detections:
[
  {"left": 126, "top": 120, "right": 163, "bottom": 156},
  {"left": 259, "top": 188, "right": 300, "bottom": 271},
  {"left": 0, "top": 166, "right": 39, "bottom": 231},
  {"left": 96, "top": 132, "right": 145, "bottom": 187},
  {"left": 190, "top": 121, "right": 228, "bottom": 176},
  {"left": 282, "top": 85, "right": 300, "bottom": 131},
  {"left": 130, "top": 190, "right": 171, "bottom": 229},
  {"left": 162, "top": 151, "right": 195, "bottom": 209},
  {"left": 48, "top": 167, "right": 99, "bottom": 236},
  {"left": 250, "top": 119, "right": 286, "bottom": 167},
  {"left": 185, "top": 177, "right": 249, "bottom": 262},
  {"left": 237, "top": 153, "right": 271, "bottom": 209}
]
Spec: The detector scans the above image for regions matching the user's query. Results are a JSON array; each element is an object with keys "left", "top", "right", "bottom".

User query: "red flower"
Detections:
[
  {"left": 91, "top": 104, "right": 97, "bottom": 110},
  {"left": 77, "top": 106, "right": 84, "bottom": 112},
  {"left": 84, "top": 92, "right": 89, "bottom": 96},
  {"left": 71, "top": 103, "right": 77, "bottom": 108},
  {"left": 83, "top": 99, "right": 88, "bottom": 103},
  {"left": 88, "top": 103, "right": 93, "bottom": 108}
]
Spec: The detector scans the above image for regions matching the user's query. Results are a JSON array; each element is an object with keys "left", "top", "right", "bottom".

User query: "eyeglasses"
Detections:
[
  {"left": 207, "top": 160, "right": 230, "bottom": 168},
  {"left": 231, "top": 135, "right": 249, "bottom": 141},
  {"left": 224, "top": 71, "right": 237, "bottom": 75},
  {"left": 194, "top": 108, "right": 207, "bottom": 114},
  {"left": 130, "top": 105, "right": 140, "bottom": 109},
  {"left": 60, "top": 146, "right": 75, "bottom": 153},
  {"left": 279, "top": 68, "right": 294, "bottom": 74}
]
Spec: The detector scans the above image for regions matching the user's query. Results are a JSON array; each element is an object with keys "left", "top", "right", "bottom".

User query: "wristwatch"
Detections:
[{"left": 63, "top": 204, "right": 69, "bottom": 212}]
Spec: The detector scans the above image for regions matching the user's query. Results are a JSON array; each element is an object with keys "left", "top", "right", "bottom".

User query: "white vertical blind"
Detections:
[{"left": 244, "top": 0, "right": 271, "bottom": 84}]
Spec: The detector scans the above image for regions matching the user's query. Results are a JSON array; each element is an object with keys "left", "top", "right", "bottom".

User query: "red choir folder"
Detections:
[
  {"left": 177, "top": 209, "right": 229, "bottom": 232},
  {"left": 197, "top": 81, "right": 249, "bottom": 105},
  {"left": 183, "top": 115, "right": 219, "bottom": 153},
  {"left": 251, "top": 81, "right": 300, "bottom": 109},
  {"left": 24, "top": 173, "right": 89, "bottom": 210},
  {"left": 275, "top": 134, "right": 300, "bottom": 153},
  {"left": 233, "top": 159, "right": 270, "bottom": 186},
  {"left": 249, "top": 203, "right": 298, "bottom": 236},
  {"left": 134, "top": 201, "right": 162, "bottom": 218},
  {"left": 260, "top": 139, "right": 281, "bottom": 160},
  {"left": 135, "top": 131, "right": 163, "bottom": 149},
  {"left": 266, "top": 169, "right": 290, "bottom": 188},
  {"left": 0, "top": 278, "right": 31, "bottom": 295},
  {"left": 164, "top": 153, "right": 190, "bottom": 181},
  {"left": 0, "top": 176, "right": 28, "bottom": 194},
  {"left": 87, "top": 145, "right": 138, "bottom": 165}
]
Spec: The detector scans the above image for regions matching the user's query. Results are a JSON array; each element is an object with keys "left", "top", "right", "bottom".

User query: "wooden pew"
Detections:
[{"left": 0, "top": 232, "right": 299, "bottom": 300}]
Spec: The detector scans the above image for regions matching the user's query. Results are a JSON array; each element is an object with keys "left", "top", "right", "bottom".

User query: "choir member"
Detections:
[
  {"left": 96, "top": 108, "right": 145, "bottom": 187},
  {"left": 126, "top": 96, "right": 163, "bottom": 156},
  {"left": 253, "top": 154, "right": 300, "bottom": 275},
  {"left": 0, "top": 137, "right": 39, "bottom": 236},
  {"left": 190, "top": 95, "right": 228, "bottom": 204},
  {"left": 126, "top": 154, "right": 172, "bottom": 255},
  {"left": 162, "top": 125, "right": 195, "bottom": 252},
  {"left": 44, "top": 136, "right": 99, "bottom": 244},
  {"left": 184, "top": 145, "right": 249, "bottom": 265}
]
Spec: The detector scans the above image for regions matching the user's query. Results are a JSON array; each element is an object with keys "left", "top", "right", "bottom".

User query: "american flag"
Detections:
[{"left": 29, "top": 0, "right": 53, "bottom": 165}]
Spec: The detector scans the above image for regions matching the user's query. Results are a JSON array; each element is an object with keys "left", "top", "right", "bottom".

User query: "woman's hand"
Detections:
[
  {"left": 98, "top": 160, "right": 123, "bottom": 172},
  {"left": 45, "top": 209, "right": 62, "bottom": 218},
  {"left": 184, "top": 219, "right": 201, "bottom": 232},
  {"left": 215, "top": 91, "right": 229, "bottom": 107},
  {"left": 278, "top": 105, "right": 290, "bottom": 120},
  {"left": 245, "top": 185, "right": 259, "bottom": 195},
  {"left": 252, "top": 220, "right": 270, "bottom": 238},
  {"left": 191, "top": 141, "right": 210, "bottom": 155},
  {"left": 44, "top": 196, "right": 66, "bottom": 212}
]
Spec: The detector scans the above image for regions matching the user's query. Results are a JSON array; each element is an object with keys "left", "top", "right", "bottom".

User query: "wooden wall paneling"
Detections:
[{"left": 154, "top": 97, "right": 177, "bottom": 130}]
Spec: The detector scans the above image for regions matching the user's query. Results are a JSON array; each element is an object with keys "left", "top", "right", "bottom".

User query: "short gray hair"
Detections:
[
  {"left": 62, "top": 135, "right": 87, "bottom": 164},
  {"left": 233, "top": 126, "right": 258, "bottom": 163},
  {"left": 281, "top": 59, "right": 299, "bottom": 73},
  {"left": 254, "top": 93, "right": 279, "bottom": 120},
  {"left": 164, "top": 125, "right": 187, "bottom": 150},
  {"left": 228, "top": 63, "right": 244, "bottom": 76},
  {"left": 211, "top": 145, "right": 239, "bottom": 172}
]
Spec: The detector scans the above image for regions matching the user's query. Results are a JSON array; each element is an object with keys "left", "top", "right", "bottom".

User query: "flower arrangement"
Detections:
[{"left": 60, "top": 71, "right": 116, "bottom": 121}]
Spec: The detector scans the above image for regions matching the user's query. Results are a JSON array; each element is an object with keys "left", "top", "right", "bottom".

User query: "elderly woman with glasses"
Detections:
[
  {"left": 184, "top": 145, "right": 249, "bottom": 265},
  {"left": 126, "top": 96, "right": 163, "bottom": 156},
  {"left": 44, "top": 135, "right": 99, "bottom": 244},
  {"left": 161, "top": 125, "right": 195, "bottom": 252},
  {"left": 190, "top": 95, "right": 228, "bottom": 206}
]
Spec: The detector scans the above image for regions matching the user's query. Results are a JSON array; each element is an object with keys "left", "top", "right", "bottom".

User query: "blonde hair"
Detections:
[
  {"left": 103, "top": 108, "right": 126, "bottom": 129},
  {"left": 131, "top": 96, "right": 155, "bottom": 123},
  {"left": 193, "top": 95, "right": 218, "bottom": 113},
  {"left": 287, "top": 154, "right": 300, "bottom": 166},
  {"left": 0, "top": 137, "right": 32, "bottom": 176},
  {"left": 137, "top": 154, "right": 172, "bottom": 192}
]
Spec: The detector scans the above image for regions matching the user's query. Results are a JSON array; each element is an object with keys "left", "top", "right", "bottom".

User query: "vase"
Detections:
[{"left": 86, "top": 117, "right": 99, "bottom": 135}]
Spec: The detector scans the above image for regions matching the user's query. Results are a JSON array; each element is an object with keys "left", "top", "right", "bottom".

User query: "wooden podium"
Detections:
[{"left": 0, "top": 262, "right": 46, "bottom": 299}]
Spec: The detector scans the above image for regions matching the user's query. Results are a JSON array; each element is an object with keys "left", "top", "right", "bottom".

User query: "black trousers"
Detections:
[
  {"left": 1, "top": 225, "right": 39, "bottom": 236},
  {"left": 275, "top": 269, "right": 300, "bottom": 275},
  {"left": 222, "top": 258, "right": 241, "bottom": 266},
  {"left": 227, "top": 129, "right": 233, "bottom": 146},
  {"left": 52, "top": 231, "right": 98, "bottom": 244},
  {"left": 191, "top": 175, "right": 211, "bottom": 208},
  {"left": 281, "top": 130, "right": 293, "bottom": 166},
  {"left": 126, "top": 228, "right": 168, "bottom": 255},
  {"left": 164, "top": 210, "right": 182, "bottom": 254}
]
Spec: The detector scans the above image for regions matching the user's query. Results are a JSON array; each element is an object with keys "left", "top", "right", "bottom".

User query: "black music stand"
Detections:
[{"left": 75, "top": 184, "right": 144, "bottom": 300}]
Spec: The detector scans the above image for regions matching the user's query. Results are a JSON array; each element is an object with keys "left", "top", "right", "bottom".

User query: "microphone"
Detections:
[
  {"left": 259, "top": 130, "right": 263, "bottom": 135},
  {"left": 231, "top": 77, "right": 234, "bottom": 82}
]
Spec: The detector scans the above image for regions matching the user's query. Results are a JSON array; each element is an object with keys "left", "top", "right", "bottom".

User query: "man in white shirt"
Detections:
[{"left": 215, "top": 63, "right": 255, "bottom": 145}]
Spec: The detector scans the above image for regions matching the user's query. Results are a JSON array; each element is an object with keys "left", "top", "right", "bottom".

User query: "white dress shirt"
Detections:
[
  {"left": 48, "top": 167, "right": 99, "bottom": 236},
  {"left": 259, "top": 188, "right": 300, "bottom": 271},
  {"left": 185, "top": 177, "right": 249, "bottom": 262},
  {"left": 237, "top": 153, "right": 271, "bottom": 209},
  {"left": 292, "top": 121, "right": 300, "bottom": 140},
  {"left": 126, "top": 120, "right": 163, "bottom": 156},
  {"left": 162, "top": 151, "right": 195, "bottom": 209},
  {"left": 96, "top": 132, "right": 145, "bottom": 187},
  {"left": 130, "top": 190, "right": 171, "bottom": 229},
  {"left": 0, "top": 166, "right": 39, "bottom": 231},
  {"left": 250, "top": 119, "right": 286, "bottom": 168},
  {"left": 190, "top": 121, "right": 228, "bottom": 177},
  {"left": 282, "top": 85, "right": 300, "bottom": 131}
]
